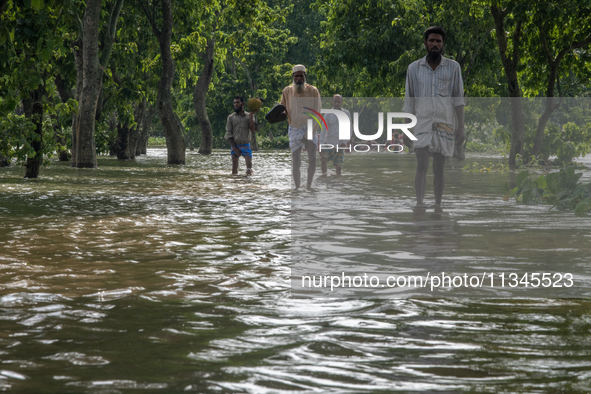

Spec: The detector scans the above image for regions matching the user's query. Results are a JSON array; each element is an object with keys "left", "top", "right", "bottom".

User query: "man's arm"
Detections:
[
  {"left": 452, "top": 64, "right": 465, "bottom": 145},
  {"left": 228, "top": 137, "right": 241, "bottom": 157},
  {"left": 280, "top": 88, "right": 288, "bottom": 119},
  {"left": 225, "top": 116, "right": 241, "bottom": 157},
  {"left": 401, "top": 65, "right": 415, "bottom": 115}
]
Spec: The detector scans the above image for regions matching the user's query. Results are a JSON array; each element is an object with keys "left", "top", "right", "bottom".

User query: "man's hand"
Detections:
[
  {"left": 455, "top": 124, "right": 465, "bottom": 146},
  {"left": 232, "top": 146, "right": 242, "bottom": 158}
]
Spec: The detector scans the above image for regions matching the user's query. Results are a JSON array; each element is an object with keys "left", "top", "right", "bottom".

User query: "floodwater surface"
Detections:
[{"left": 1, "top": 149, "right": 591, "bottom": 392}]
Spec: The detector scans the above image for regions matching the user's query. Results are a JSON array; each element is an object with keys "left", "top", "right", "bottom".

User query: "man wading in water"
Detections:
[
  {"left": 402, "top": 26, "right": 465, "bottom": 208},
  {"left": 225, "top": 96, "right": 259, "bottom": 175},
  {"left": 280, "top": 65, "right": 321, "bottom": 189}
]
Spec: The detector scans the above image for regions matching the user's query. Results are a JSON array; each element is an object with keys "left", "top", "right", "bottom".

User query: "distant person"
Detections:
[
  {"left": 224, "top": 96, "right": 259, "bottom": 175},
  {"left": 402, "top": 26, "right": 465, "bottom": 207},
  {"left": 320, "top": 94, "right": 352, "bottom": 176},
  {"left": 280, "top": 65, "right": 321, "bottom": 189},
  {"left": 389, "top": 132, "right": 400, "bottom": 150}
]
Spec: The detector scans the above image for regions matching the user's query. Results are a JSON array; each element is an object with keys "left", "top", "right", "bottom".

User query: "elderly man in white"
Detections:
[{"left": 280, "top": 65, "right": 322, "bottom": 189}]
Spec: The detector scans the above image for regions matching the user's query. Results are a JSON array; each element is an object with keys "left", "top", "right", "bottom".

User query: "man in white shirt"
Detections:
[{"left": 402, "top": 26, "right": 465, "bottom": 207}]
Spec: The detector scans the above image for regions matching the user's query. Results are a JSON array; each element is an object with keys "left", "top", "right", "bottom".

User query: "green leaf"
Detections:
[
  {"left": 535, "top": 175, "right": 546, "bottom": 189},
  {"left": 40, "top": 48, "right": 50, "bottom": 62},
  {"left": 31, "top": 0, "right": 43, "bottom": 11},
  {"left": 574, "top": 198, "right": 591, "bottom": 214},
  {"left": 516, "top": 170, "right": 529, "bottom": 187}
]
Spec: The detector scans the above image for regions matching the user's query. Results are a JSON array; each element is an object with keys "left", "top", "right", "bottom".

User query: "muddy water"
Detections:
[{"left": 1, "top": 149, "right": 591, "bottom": 392}]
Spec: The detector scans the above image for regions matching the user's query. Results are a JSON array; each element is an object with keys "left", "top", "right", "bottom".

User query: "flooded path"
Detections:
[{"left": 1, "top": 149, "right": 591, "bottom": 392}]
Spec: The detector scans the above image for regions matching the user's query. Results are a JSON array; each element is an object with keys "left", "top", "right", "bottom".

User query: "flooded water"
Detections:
[{"left": 1, "top": 148, "right": 591, "bottom": 392}]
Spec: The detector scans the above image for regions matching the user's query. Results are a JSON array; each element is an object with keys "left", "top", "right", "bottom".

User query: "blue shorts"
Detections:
[{"left": 231, "top": 143, "right": 252, "bottom": 158}]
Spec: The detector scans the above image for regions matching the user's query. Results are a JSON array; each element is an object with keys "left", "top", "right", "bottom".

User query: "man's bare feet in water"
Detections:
[{"left": 246, "top": 168, "right": 253, "bottom": 175}]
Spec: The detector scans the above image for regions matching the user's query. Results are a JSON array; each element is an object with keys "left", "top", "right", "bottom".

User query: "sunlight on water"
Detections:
[{"left": 1, "top": 149, "right": 591, "bottom": 392}]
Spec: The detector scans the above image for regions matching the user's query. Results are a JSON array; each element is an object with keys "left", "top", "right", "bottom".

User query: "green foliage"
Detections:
[
  {"left": 1, "top": 0, "right": 591, "bottom": 175},
  {"left": 148, "top": 137, "right": 166, "bottom": 146},
  {"left": 508, "top": 166, "right": 591, "bottom": 215},
  {"left": 258, "top": 135, "right": 289, "bottom": 150},
  {"left": 541, "top": 122, "right": 591, "bottom": 165},
  {"left": 0, "top": 111, "right": 70, "bottom": 166}
]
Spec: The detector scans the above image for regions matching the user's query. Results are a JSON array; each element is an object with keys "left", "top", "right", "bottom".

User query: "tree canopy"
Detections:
[{"left": 1, "top": 0, "right": 591, "bottom": 175}]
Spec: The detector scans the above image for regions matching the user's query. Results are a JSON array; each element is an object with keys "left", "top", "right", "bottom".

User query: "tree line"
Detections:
[{"left": 1, "top": 0, "right": 590, "bottom": 177}]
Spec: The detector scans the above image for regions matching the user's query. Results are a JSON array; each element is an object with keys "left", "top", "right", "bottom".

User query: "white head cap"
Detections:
[{"left": 292, "top": 64, "right": 306, "bottom": 74}]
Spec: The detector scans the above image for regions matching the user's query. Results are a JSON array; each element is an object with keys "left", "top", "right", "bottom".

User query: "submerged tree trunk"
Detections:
[
  {"left": 74, "top": 0, "right": 124, "bottom": 167},
  {"left": 194, "top": 37, "right": 215, "bottom": 155},
  {"left": 108, "top": 112, "right": 117, "bottom": 155},
  {"left": 54, "top": 120, "right": 69, "bottom": 162},
  {"left": 54, "top": 75, "right": 72, "bottom": 162},
  {"left": 71, "top": 37, "right": 83, "bottom": 165},
  {"left": 140, "top": 0, "right": 185, "bottom": 163},
  {"left": 22, "top": 87, "right": 44, "bottom": 178},
  {"left": 142, "top": 0, "right": 185, "bottom": 163},
  {"left": 114, "top": 101, "right": 145, "bottom": 160},
  {"left": 75, "top": 0, "right": 102, "bottom": 168},
  {"left": 137, "top": 102, "right": 152, "bottom": 155},
  {"left": 492, "top": 6, "right": 525, "bottom": 167}
]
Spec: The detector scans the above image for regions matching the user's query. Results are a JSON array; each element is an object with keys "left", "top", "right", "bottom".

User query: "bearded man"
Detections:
[
  {"left": 280, "top": 64, "right": 321, "bottom": 189},
  {"left": 402, "top": 26, "right": 465, "bottom": 208}
]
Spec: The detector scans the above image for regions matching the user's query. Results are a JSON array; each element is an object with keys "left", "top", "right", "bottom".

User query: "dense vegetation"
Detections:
[{"left": 1, "top": 0, "right": 591, "bottom": 177}]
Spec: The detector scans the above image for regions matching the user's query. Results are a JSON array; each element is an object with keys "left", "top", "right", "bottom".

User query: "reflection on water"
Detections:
[
  {"left": 292, "top": 153, "right": 591, "bottom": 298},
  {"left": 1, "top": 149, "right": 591, "bottom": 392}
]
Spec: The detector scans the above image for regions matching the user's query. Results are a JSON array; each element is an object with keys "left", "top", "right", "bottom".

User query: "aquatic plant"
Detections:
[{"left": 506, "top": 166, "right": 591, "bottom": 215}]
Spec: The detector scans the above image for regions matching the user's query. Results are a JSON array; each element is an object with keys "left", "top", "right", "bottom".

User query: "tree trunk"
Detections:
[
  {"left": 71, "top": 37, "right": 83, "bottom": 165},
  {"left": 53, "top": 117, "right": 69, "bottom": 162},
  {"left": 155, "top": 0, "right": 185, "bottom": 163},
  {"left": 531, "top": 97, "right": 556, "bottom": 159},
  {"left": 75, "top": 0, "right": 102, "bottom": 168},
  {"left": 22, "top": 87, "right": 44, "bottom": 178},
  {"left": 108, "top": 112, "right": 117, "bottom": 155},
  {"left": 140, "top": 0, "right": 185, "bottom": 163},
  {"left": 194, "top": 37, "right": 215, "bottom": 155},
  {"left": 491, "top": 6, "right": 525, "bottom": 167},
  {"left": 114, "top": 101, "right": 144, "bottom": 159},
  {"left": 137, "top": 102, "right": 152, "bottom": 155},
  {"left": 54, "top": 75, "right": 72, "bottom": 162},
  {"left": 173, "top": 113, "right": 193, "bottom": 151}
]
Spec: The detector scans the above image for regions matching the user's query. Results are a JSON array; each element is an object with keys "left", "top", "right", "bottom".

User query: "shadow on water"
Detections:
[{"left": 1, "top": 149, "right": 591, "bottom": 392}]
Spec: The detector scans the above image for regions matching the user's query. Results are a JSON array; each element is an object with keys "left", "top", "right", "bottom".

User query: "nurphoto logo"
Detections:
[{"left": 303, "top": 108, "right": 418, "bottom": 152}]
